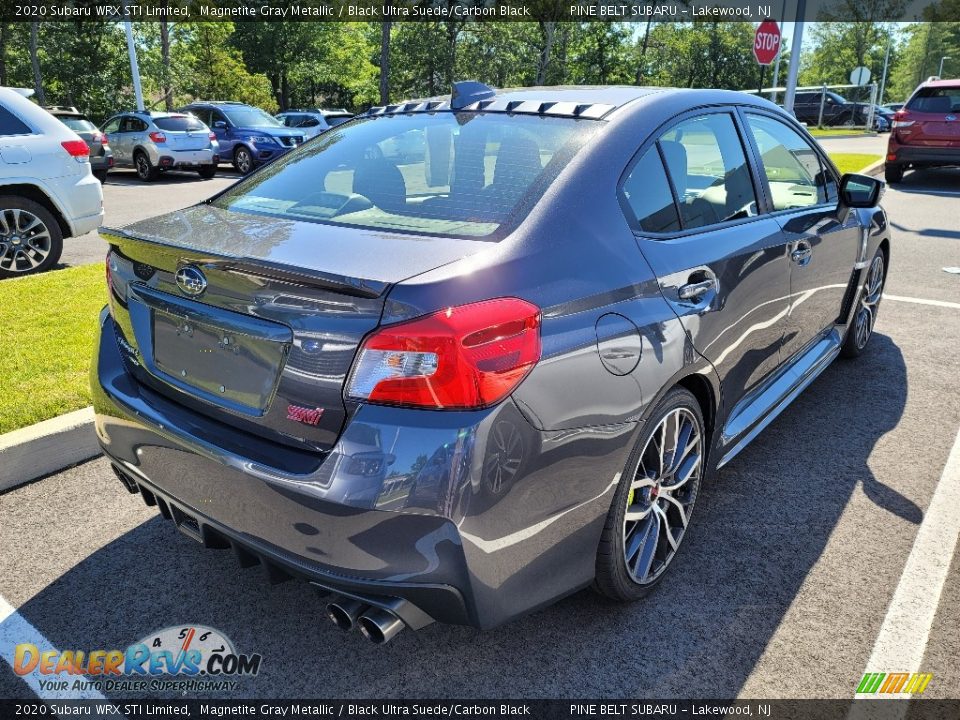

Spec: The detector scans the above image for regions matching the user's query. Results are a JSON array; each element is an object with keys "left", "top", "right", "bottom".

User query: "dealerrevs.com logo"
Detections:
[{"left": 13, "top": 625, "right": 262, "bottom": 693}]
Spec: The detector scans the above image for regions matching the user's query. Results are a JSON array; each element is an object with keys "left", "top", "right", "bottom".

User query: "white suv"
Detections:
[{"left": 0, "top": 87, "right": 104, "bottom": 277}]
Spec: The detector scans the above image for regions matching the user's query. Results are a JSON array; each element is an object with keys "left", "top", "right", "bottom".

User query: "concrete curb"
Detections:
[
  {"left": 861, "top": 158, "right": 885, "bottom": 177},
  {"left": 0, "top": 407, "right": 99, "bottom": 493}
]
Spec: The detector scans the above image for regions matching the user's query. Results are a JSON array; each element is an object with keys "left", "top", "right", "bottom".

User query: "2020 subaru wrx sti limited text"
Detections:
[{"left": 92, "top": 83, "right": 890, "bottom": 643}]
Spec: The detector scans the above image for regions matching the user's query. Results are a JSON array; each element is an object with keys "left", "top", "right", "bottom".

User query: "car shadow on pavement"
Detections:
[
  {"left": 890, "top": 167, "right": 960, "bottom": 195},
  {"left": 2, "top": 335, "right": 908, "bottom": 700},
  {"left": 104, "top": 169, "right": 238, "bottom": 186}
]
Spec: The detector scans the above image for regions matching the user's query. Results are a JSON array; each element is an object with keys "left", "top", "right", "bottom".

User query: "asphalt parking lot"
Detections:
[
  {"left": 1, "top": 162, "right": 959, "bottom": 700},
  {"left": 60, "top": 167, "right": 239, "bottom": 269}
]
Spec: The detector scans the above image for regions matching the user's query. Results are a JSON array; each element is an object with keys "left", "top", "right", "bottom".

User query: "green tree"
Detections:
[{"left": 174, "top": 22, "right": 276, "bottom": 111}]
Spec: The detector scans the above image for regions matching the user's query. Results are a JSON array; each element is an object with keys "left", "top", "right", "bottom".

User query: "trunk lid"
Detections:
[{"left": 103, "top": 204, "right": 492, "bottom": 451}]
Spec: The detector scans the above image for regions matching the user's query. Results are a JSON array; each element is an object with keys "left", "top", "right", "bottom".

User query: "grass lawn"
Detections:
[
  {"left": 809, "top": 128, "right": 873, "bottom": 138},
  {"left": 0, "top": 264, "right": 106, "bottom": 434},
  {"left": 827, "top": 152, "right": 883, "bottom": 175}
]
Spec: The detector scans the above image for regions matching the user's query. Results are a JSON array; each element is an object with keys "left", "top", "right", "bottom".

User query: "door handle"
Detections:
[
  {"left": 678, "top": 278, "right": 717, "bottom": 300},
  {"left": 791, "top": 242, "right": 813, "bottom": 265}
]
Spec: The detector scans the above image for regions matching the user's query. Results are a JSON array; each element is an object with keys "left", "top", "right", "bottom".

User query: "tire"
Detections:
[
  {"left": 0, "top": 196, "right": 64, "bottom": 278},
  {"left": 884, "top": 164, "right": 903, "bottom": 184},
  {"left": 134, "top": 151, "right": 158, "bottom": 182},
  {"left": 841, "top": 249, "right": 886, "bottom": 359},
  {"left": 594, "top": 386, "right": 706, "bottom": 602},
  {"left": 233, "top": 147, "right": 254, "bottom": 175},
  {"left": 197, "top": 165, "right": 217, "bottom": 179},
  {"left": 94, "top": 170, "right": 108, "bottom": 184}
]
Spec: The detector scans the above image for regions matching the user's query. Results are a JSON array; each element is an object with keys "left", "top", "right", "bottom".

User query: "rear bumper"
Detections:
[
  {"left": 887, "top": 141, "right": 960, "bottom": 166},
  {"left": 50, "top": 172, "right": 103, "bottom": 236},
  {"left": 91, "top": 308, "right": 627, "bottom": 629},
  {"left": 158, "top": 148, "right": 218, "bottom": 169}
]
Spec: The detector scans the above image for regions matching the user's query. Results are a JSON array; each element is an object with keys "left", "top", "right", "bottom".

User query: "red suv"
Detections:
[{"left": 886, "top": 78, "right": 960, "bottom": 183}]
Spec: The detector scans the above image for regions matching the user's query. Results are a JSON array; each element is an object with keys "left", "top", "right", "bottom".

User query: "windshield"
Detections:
[
  {"left": 326, "top": 115, "right": 352, "bottom": 127},
  {"left": 213, "top": 112, "right": 597, "bottom": 239},
  {"left": 59, "top": 117, "right": 96, "bottom": 132},
  {"left": 223, "top": 107, "right": 282, "bottom": 128},
  {"left": 154, "top": 115, "right": 206, "bottom": 131}
]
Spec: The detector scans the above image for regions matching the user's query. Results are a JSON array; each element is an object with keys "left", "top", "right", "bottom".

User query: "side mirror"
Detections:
[
  {"left": 839, "top": 173, "right": 884, "bottom": 209},
  {"left": 213, "top": 121, "right": 227, "bottom": 130}
]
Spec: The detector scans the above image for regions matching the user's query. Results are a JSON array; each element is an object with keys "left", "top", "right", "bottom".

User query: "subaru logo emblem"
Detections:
[{"left": 176, "top": 266, "right": 207, "bottom": 296}]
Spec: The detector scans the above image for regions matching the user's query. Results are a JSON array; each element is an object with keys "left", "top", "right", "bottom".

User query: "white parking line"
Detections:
[
  {"left": 884, "top": 294, "right": 960, "bottom": 310},
  {"left": 857, "top": 423, "right": 960, "bottom": 693},
  {"left": 0, "top": 594, "right": 107, "bottom": 700}
]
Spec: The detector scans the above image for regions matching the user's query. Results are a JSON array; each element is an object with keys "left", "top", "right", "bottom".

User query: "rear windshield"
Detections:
[
  {"left": 59, "top": 117, "right": 97, "bottom": 132},
  {"left": 154, "top": 116, "right": 206, "bottom": 131},
  {"left": 326, "top": 115, "right": 352, "bottom": 127},
  {"left": 213, "top": 112, "right": 597, "bottom": 239},
  {"left": 907, "top": 86, "right": 960, "bottom": 113}
]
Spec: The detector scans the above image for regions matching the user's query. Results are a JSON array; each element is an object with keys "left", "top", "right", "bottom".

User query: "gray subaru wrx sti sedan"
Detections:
[{"left": 92, "top": 82, "right": 889, "bottom": 643}]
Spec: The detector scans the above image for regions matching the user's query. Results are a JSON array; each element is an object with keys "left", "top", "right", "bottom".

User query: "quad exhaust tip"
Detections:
[
  {"left": 326, "top": 598, "right": 406, "bottom": 643},
  {"left": 357, "top": 608, "right": 405, "bottom": 645},
  {"left": 326, "top": 599, "right": 369, "bottom": 631}
]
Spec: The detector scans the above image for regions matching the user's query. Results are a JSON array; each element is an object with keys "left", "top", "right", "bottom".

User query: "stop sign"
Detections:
[{"left": 754, "top": 20, "right": 781, "bottom": 66}]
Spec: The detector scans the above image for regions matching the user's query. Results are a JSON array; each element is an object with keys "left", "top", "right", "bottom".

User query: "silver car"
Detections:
[
  {"left": 276, "top": 109, "right": 354, "bottom": 139},
  {"left": 100, "top": 111, "right": 220, "bottom": 182}
]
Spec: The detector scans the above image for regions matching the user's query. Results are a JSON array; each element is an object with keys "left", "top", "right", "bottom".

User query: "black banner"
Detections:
[
  {"left": 2, "top": 0, "right": 959, "bottom": 24},
  {"left": 2, "top": 700, "right": 960, "bottom": 719}
]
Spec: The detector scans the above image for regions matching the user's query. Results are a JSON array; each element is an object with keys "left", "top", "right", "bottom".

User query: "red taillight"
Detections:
[
  {"left": 209, "top": 132, "right": 216, "bottom": 141},
  {"left": 90, "top": 132, "right": 103, "bottom": 143},
  {"left": 149, "top": 131, "right": 166, "bottom": 143},
  {"left": 347, "top": 298, "right": 541, "bottom": 409},
  {"left": 892, "top": 110, "right": 915, "bottom": 129},
  {"left": 61, "top": 140, "right": 89, "bottom": 158}
]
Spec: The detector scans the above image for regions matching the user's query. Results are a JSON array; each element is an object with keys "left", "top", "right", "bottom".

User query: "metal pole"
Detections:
[
  {"left": 783, "top": 0, "right": 806, "bottom": 116},
  {"left": 818, "top": 84, "right": 826, "bottom": 127},
  {"left": 123, "top": 18, "right": 144, "bottom": 111},
  {"left": 939, "top": 56, "right": 951, "bottom": 77},
  {"left": 878, "top": 38, "right": 891, "bottom": 105},
  {"left": 770, "top": 0, "right": 787, "bottom": 102},
  {"left": 866, "top": 83, "right": 877, "bottom": 131}
]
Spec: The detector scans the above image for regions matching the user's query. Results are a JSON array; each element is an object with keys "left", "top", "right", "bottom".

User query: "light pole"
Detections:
[
  {"left": 939, "top": 56, "right": 951, "bottom": 77},
  {"left": 784, "top": 0, "right": 807, "bottom": 115}
]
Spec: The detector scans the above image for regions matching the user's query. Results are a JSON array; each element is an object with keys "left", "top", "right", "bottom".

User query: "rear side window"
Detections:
[
  {"left": 907, "top": 86, "right": 960, "bottom": 113},
  {"left": 214, "top": 113, "right": 598, "bottom": 239},
  {"left": 745, "top": 114, "right": 837, "bottom": 210},
  {"left": 621, "top": 148, "right": 680, "bottom": 233},
  {"left": 0, "top": 105, "right": 32, "bottom": 136},
  {"left": 658, "top": 114, "right": 758, "bottom": 230},
  {"left": 153, "top": 116, "right": 206, "bottom": 132}
]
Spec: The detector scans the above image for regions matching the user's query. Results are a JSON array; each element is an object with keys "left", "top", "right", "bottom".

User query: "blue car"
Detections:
[{"left": 179, "top": 101, "right": 306, "bottom": 174}]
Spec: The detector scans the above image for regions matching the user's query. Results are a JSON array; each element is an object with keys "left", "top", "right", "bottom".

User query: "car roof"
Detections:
[
  {"left": 0, "top": 86, "right": 81, "bottom": 138},
  {"left": 184, "top": 101, "right": 249, "bottom": 107},
  {"left": 920, "top": 78, "right": 960, "bottom": 88}
]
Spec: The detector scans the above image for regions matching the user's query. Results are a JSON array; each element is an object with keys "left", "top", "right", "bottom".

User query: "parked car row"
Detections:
[{"left": 37, "top": 100, "right": 355, "bottom": 185}]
